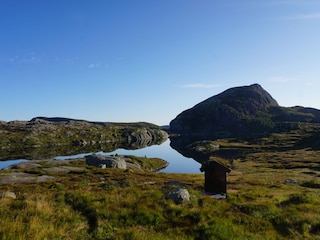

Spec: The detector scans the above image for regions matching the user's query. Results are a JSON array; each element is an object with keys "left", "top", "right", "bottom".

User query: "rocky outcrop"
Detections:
[
  {"left": 170, "top": 84, "right": 320, "bottom": 139},
  {"left": 0, "top": 117, "right": 168, "bottom": 160},
  {"left": 125, "top": 128, "right": 168, "bottom": 149},
  {"left": 85, "top": 154, "right": 127, "bottom": 169}
]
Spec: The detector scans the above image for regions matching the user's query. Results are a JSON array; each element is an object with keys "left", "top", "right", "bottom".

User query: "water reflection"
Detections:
[
  {"left": 0, "top": 137, "right": 167, "bottom": 161},
  {"left": 0, "top": 137, "right": 201, "bottom": 173},
  {"left": 0, "top": 159, "right": 28, "bottom": 170},
  {"left": 169, "top": 136, "right": 248, "bottom": 165},
  {"left": 0, "top": 135, "right": 250, "bottom": 177},
  {"left": 170, "top": 136, "right": 251, "bottom": 196},
  {"left": 108, "top": 140, "right": 201, "bottom": 173}
]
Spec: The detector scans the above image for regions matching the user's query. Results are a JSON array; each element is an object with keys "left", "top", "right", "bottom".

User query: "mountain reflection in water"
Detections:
[
  {"left": 108, "top": 139, "right": 201, "bottom": 173},
  {"left": 0, "top": 139, "right": 202, "bottom": 173},
  {"left": 169, "top": 136, "right": 248, "bottom": 165},
  {"left": 0, "top": 136, "right": 250, "bottom": 173}
]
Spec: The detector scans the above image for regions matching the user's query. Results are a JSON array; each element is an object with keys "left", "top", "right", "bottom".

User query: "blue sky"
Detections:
[{"left": 1, "top": 0, "right": 319, "bottom": 125}]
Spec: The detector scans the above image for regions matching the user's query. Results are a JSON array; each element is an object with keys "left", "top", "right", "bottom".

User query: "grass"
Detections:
[
  {"left": 1, "top": 124, "right": 320, "bottom": 239},
  {"left": 1, "top": 159, "right": 320, "bottom": 240}
]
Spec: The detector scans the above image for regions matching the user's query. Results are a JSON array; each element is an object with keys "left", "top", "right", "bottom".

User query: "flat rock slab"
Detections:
[
  {"left": 0, "top": 172, "right": 55, "bottom": 184},
  {"left": 44, "top": 159, "right": 84, "bottom": 165},
  {"left": 43, "top": 166, "right": 85, "bottom": 173},
  {"left": 2, "top": 159, "right": 83, "bottom": 170},
  {"left": 3, "top": 162, "right": 42, "bottom": 170}
]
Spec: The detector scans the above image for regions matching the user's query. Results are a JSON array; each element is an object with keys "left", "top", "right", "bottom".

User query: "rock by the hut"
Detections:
[
  {"left": 166, "top": 188, "right": 190, "bottom": 204},
  {"left": 0, "top": 191, "right": 16, "bottom": 199},
  {"left": 85, "top": 154, "right": 127, "bottom": 169}
]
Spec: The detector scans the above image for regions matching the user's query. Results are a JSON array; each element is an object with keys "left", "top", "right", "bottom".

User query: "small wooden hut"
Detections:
[{"left": 200, "top": 160, "right": 231, "bottom": 196}]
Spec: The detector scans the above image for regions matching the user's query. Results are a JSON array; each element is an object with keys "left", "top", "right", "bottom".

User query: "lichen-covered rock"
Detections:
[
  {"left": 166, "top": 188, "right": 190, "bottom": 204},
  {"left": 85, "top": 154, "right": 127, "bottom": 169}
]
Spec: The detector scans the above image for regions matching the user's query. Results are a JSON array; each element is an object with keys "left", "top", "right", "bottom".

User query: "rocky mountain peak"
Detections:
[
  {"left": 216, "top": 83, "right": 278, "bottom": 106},
  {"left": 193, "top": 84, "right": 278, "bottom": 113},
  {"left": 170, "top": 84, "right": 320, "bottom": 139}
]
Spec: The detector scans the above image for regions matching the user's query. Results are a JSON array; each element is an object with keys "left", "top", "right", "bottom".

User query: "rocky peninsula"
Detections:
[{"left": 0, "top": 117, "right": 168, "bottom": 160}]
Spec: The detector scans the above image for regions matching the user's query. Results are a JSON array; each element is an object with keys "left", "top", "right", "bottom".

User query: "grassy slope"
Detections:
[{"left": 1, "top": 124, "right": 320, "bottom": 239}]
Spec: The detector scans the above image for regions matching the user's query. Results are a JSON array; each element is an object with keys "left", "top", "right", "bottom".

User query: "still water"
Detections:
[
  {"left": 108, "top": 140, "right": 201, "bottom": 173},
  {"left": 0, "top": 140, "right": 201, "bottom": 174}
]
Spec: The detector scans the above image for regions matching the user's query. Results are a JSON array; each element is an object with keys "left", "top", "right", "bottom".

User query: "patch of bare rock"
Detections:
[{"left": 0, "top": 172, "right": 55, "bottom": 184}]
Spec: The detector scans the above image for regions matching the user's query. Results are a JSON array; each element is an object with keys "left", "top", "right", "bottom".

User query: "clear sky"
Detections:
[{"left": 1, "top": 0, "right": 319, "bottom": 125}]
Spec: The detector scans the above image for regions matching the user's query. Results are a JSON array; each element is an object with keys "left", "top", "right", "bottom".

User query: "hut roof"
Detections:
[{"left": 200, "top": 160, "right": 231, "bottom": 173}]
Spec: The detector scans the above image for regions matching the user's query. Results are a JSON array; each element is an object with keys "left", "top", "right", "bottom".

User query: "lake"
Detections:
[{"left": 0, "top": 139, "right": 202, "bottom": 174}]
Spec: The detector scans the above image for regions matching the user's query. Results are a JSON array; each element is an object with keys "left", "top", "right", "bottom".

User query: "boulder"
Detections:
[
  {"left": 166, "top": 188, "right": 190, "bottom": 204},
  {"left": 0, "top": 191, "right": 16, "bottom": 199},
  {"left": 85, "top": 154, "right": 127, "bottom": 169}
]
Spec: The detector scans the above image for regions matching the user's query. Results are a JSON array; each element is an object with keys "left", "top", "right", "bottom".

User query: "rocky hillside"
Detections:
[
  {"left": 0, "top": 117, "right": 168, "bottom": 159},
  {"left": 170, "top": 84, "right": 320, "bottom": 138}
]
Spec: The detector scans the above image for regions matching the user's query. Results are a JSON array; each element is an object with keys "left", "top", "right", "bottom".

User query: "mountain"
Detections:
[{"left": 170, "top": 84, "right": 320, "bottom": 138}]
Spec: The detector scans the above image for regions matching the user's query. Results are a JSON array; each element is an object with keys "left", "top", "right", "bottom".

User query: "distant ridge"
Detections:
[
  {"left": 31, "top": 117, "right": 83, "bottom": 122},
  {"left": 170, "top": 84, "right": 320, "bottom": 138},
  {"left": 30, "top": 117, "right": 161, "bottom": 129}
]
